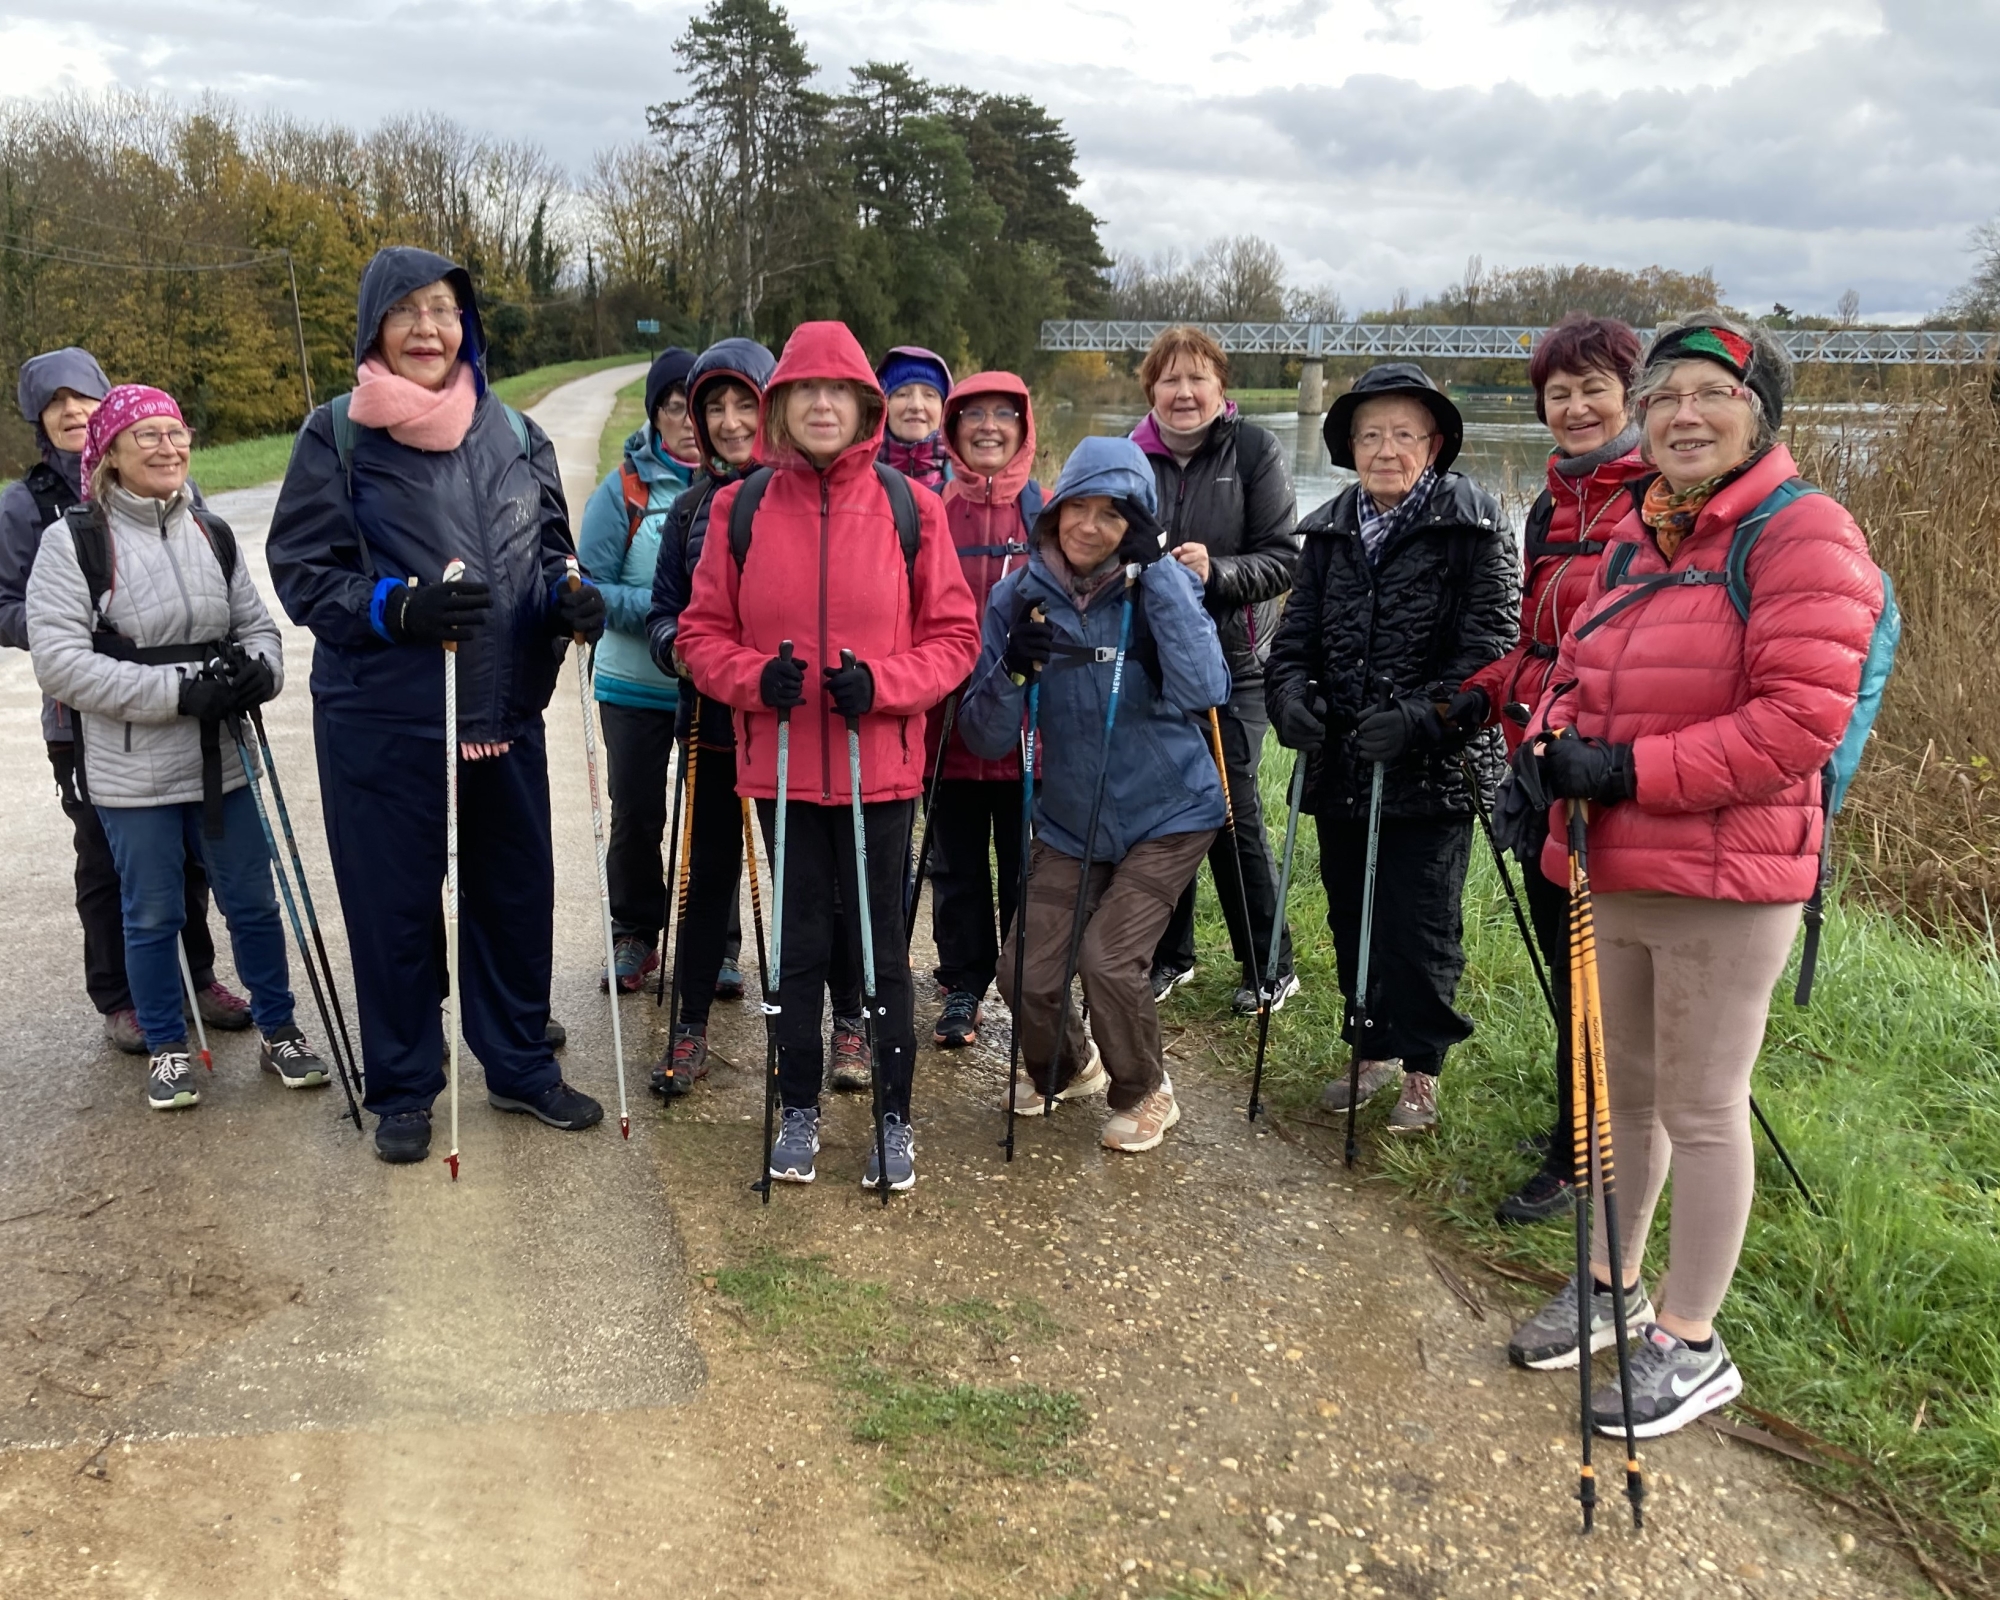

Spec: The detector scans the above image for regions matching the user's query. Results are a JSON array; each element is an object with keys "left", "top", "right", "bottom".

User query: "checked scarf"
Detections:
[{"left": 1355, "top": 465, "right": 1438, "bottom": 563}]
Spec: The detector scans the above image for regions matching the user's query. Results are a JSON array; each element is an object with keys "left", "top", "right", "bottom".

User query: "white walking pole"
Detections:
[
  {"left": 564, "top": 557, "right": 630, "bottom": 1138},
  {"left": 177, "top": 939, "right": 213, "bottom": 1072},
  {"left": 441, "top": 560, "right": 465, "bottom": 1180}
]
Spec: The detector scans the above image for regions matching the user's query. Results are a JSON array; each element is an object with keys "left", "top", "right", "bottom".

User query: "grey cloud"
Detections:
[{"left": 1230, "top": 0, "right": 1336, "bottom": 43}]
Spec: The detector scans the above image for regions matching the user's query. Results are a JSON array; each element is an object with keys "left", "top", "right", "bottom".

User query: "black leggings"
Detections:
[
  {"left": 926, "top": 777, "right": 1023, "bottom": 999},
  {"left": 757, "top": 799, "right": 915, "bottom": 1117}
]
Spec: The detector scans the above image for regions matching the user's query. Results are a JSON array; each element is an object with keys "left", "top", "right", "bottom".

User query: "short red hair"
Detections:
[
  {"left": 1139, "top": 324, "right": 1230, "bottom": 394},
  {"left": 1528, "top": 314, "right": 1641, "bottom": 422}
]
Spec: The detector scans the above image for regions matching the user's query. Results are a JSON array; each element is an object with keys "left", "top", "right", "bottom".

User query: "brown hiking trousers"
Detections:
[{"left": 999, "top": 831, "right": 1215, "bottom": 1111}]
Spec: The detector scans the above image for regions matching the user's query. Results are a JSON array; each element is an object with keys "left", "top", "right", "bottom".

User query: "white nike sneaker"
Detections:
[{"left": 1592, "top": 1322, "right": 1742, "bottom": 1439}]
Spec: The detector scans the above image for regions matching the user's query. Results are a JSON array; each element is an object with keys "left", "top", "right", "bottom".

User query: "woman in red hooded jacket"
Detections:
[
  {"left": 1502, "top": 314, "right": 1883, "bottom": 1439},
  {"left": 1457, "top": 314, "right": 1649, "bottom": 1226},
  {"left": 920, "top": 372, "right": 1043, "bottom": 1050},
  {"left": 677, "top": 321, "right": 980, "bottom": 1194}
]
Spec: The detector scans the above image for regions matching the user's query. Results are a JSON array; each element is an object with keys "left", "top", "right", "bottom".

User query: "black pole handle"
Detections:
[
  {"left": 840, "top": 647, "right": 862, "bottom": 732},
  {"left": 776, "top": 639, "right": 795, "bottom": 725}
]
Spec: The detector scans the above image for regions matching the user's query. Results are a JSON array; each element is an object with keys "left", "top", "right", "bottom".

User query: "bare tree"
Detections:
[{"left": 1837, "top": 287, "right": 1862, "bottom": 327}]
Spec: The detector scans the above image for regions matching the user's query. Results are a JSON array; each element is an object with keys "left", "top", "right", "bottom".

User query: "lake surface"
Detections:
[{"left": 1038, "top": 395, "right": 1559, "bottom": 530}]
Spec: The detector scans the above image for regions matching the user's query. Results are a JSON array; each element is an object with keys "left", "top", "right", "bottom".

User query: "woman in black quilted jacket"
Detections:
[{"left": 1263, "top": 363, "right": 1516, "bottom": 1136}]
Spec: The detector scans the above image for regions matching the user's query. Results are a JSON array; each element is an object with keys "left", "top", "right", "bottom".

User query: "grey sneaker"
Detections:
[
  {"left": 1387, "top": 1069, "right": 1439, "bottom": 1133},
  {"left": 861, "top": 1113, "right": 916, "bottom": 1192},
  {"left": 1508, "top": 1273, "right": 1657, "bottom": 1371},
  {"left": 769, "top": 1105, "right": 820, "bottom": 1184},
  {"left": 1231, "top": 970, "right": 1299, "bottom": 1017},
  {"left": 259, "top": 1024, "right": 329, "bottom": 1089},
  {"left": 103, "top": 1006, "right": 147, "bottom": 1055},
  {"left": 1318, "top": 1058, "right": 1401, "bottom": 1111},
  {"left": 1593, "top": 1323, "right": 1742, "bottom": 1439},
  {"left": 828, "top": 1017, "right": 871, "bottom": 1091},
  {"left": 146, "top": 1046, "right": 200, "bottom": 1110}
]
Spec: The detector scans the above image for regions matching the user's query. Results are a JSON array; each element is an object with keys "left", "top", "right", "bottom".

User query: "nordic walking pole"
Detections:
[
  {"left": 656, "top": 714, "right": 691, "bottom": 1006},
  {"left": 1048, "top": 568, "right": 1139, "bottom": 1121},
  {"left": 1249, "top": 749, "right": 1307, "bottom": 1122},
  {"left": 661, "top": 699, "right": 702, "bottom": 1084},
  {"left": 1461, "top": 752, "right": 1559, "bottom": 1026},
  {"left": 230, "top": 717, "right": 364, "bottom": 1129},
  {"left": 177, "top": 939, "right": 213, "bottom": 1072},
  {"left": 1003, "top": 615, "right": 1043, "bottom": 1163},
  {"left": 742, "top": 796, "right": 772, "bottom": 1027},
  {"left": 1565, "top": 786, "right": 1645, "bottom": 1531},
  {"left": 1205, "top": 702, "right": 1267, "bottom": 1016},
  {"left": 249, "top": 706, "right": 364, "bottom": 1126},
  {"left": 1749, "top": 1097, "right": 1820, "bottom": 1215},
  {"left": 1564, "top": 795, "right": 1598, "bottom": 1532},
  {"left": 564, "top": 559, "right": 630, "bottom": 1138},
  {"left": 754, "top": 642, "right": 794, "bottom": 1202},
  {"left": 1345, "top": 678, "right": 1392, "bottom": 1168},
  {"left": 905, "top": 690, "right": 958, "bottom": 951},
  {"left": 441, "top": 559, "right": 465, "bottom": 1181},
  {"left": 839, "top": 650, "right": 894, "bottom": 1207}
]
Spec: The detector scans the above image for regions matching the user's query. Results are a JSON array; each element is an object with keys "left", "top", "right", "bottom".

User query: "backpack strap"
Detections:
[
  {"left": 1721, "top": 477, "right": 1818, "bottom": 621},
  {"left": 619, "top": 460, "right": 651, "bottom": 551},
  {"left": 727, "top": 468, "right": 777, "bottom": 572},
  {"left": 873, "top": 461, "right": 921, "bottom": 587},
  {"left": 63, "top": 504, "right": 113, "bottom": 624},
  {"left": 25, "top": 462, "right": 73, "bottom": 531},
  {"left": 1522, "top": 484, "right": 1624, "bottom": 560}
]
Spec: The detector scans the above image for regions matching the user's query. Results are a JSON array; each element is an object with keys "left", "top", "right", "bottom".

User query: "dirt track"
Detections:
[{"left": 0, "top": 368, "right": 1915, "bottom": 1599}]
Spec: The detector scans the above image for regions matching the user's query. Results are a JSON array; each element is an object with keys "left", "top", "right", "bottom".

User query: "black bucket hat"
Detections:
[{"left": 1323, "top": 361, "right": 1463, "bottom": 473}]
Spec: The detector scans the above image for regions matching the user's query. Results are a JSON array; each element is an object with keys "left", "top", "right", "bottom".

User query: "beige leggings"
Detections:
[{"left": 1586, "top": 891, "right": 1802, "bottom": 1325}]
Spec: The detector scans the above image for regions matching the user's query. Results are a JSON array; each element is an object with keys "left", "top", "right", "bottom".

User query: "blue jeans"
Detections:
[{"left": 96, "top": 786, "right": 294, "bottom": 1049}]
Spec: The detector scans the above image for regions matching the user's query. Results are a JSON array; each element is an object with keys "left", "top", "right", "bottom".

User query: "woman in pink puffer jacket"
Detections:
[{"left": 1507, "top": 314, "right": 1883, "bottom": 1440}]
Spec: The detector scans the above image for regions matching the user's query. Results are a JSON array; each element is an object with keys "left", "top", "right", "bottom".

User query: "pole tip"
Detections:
[
  {"left": 446, "top": 1152, "right": 460, "bottom": 1181},
  {"left": 620, "top": 1116, "right": 630, "bottom": 1139}
]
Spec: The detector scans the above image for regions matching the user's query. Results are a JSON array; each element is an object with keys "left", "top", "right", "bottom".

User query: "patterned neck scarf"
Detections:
[
  {"left": 1641, "top": 472, "right": 1728, "bottom": 561},
  {"left": 1355, "top": 466, "right": 1437, "bottom": 563},
  {"left": 880, "top": 431, "right": 950, "bottom": 492}
]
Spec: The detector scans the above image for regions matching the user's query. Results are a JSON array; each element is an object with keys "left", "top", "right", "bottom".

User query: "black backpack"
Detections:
[{"left": 728, "top": 462, "right": 921, "bottom": 589}]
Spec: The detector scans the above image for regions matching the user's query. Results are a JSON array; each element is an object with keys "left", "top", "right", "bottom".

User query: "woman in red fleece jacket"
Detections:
[
  {"left": 1504, "top": 314, "right": 1883, "bottom": 1440},
  {"left": 920, "top": 372, "right": 1042, "bottom": 1051},
  {"left": 677, "top": 321, "right": 980, "bottom": 1194},
  {"left": 1458, "top": 314, "right": 1650, "bottom": 1227}
]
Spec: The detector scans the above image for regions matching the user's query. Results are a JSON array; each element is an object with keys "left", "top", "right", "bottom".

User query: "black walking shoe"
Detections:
[
  {"left": 651, "top": 1025, "right": 710, "bottom": 1098},
  {"left": 375, "top": 1111, "right": 433, "bottom": 1164},
  {"left": 714, "top": 960, "right": 746, "bottom": 1001},
  {"left": 1495, "top": 1168, "right": 1576, "bottom": 1225},
  {"left": 487, "top": 1079, "right": 604, "bottom": 1130},
  {"left": 146, "top": 1045, "right": 200, "bottom": 1111},
  {"left": 1149, "top": 962, "right": 1196, "bottom": 1002},
  {"left": 933, "top": 989, "right": 981, "bottom": 1049},
  {"left": 1231, "top": 970, "right": 1299, "bottom": 1017},
  {"left": 259, "top": 1024, "right": 329, "bottom": 1089},
  {"left": 545, "top": 1018, "right": 568, "bottom": 1052}
]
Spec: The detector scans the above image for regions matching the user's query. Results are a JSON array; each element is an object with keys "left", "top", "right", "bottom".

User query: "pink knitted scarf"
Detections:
[{"left": 348, "top": 357, "right": 477, "bottom": 451}]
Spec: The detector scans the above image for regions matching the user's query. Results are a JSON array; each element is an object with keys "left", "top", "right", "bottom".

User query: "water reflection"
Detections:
[{"left": 1037, "top": 396, "right": 1559, "bottom": 530}]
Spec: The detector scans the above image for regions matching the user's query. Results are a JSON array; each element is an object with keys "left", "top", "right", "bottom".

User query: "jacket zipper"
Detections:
[{"left": 818, "top": 472, "right": 832, "bottom": 801}]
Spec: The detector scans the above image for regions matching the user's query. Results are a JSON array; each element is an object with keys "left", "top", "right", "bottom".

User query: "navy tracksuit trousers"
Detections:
[{"left": 315, "top": 707, "right": 562, "bottom": 1117}]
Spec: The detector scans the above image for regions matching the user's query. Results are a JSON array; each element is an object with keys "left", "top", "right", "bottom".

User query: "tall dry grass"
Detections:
[{"left": 1790, "top": 372, "right": 2000, "bottom": 936}]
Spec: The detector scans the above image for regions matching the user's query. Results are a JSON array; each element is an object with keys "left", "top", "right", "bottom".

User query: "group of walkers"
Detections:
[{"left": 1, "top": 237, "right": 1886, "bottom": 1441}]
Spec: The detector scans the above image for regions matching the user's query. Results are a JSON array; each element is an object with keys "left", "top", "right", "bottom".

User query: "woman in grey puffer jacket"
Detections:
[{"left": 27, "top": 386, "right": 326, "bottom": 1113}]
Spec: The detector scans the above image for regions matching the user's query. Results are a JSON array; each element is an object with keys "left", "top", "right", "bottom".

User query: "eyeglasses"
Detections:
[
  {"left": 657, "top": 399, "right": 690, "bottom": 421},
  {"left": 128, "top": 425, "right": 192, "bottom": 451},
  {"left": 1640, "top": 383, "right": 1749, "bottom": 417},
  {"left": 958, "top": 405, "right": 1021, "bottom": 426},
  {"left": 1353, "top": 428, "right": 1432, "bottom": 455},
  {"left": 382, "top": 301, "right": 463, "bottom": 333}
]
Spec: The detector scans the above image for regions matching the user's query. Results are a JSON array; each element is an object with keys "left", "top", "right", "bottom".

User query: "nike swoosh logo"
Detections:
[{"left": 1669, "top": 1369, "right": 1710, "bottom": 1397}]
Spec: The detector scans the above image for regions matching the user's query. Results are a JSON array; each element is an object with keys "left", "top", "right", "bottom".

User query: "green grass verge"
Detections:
[
  {"left": 490, "top": 353, "right": 649, "bottom": 412},
  {"left": 714, "top": 1250, "right": 1083, "bottom": 1489},
  {"left": 597, "top": 376, "right": 647, "bottom": 483},
  {"left": 186, "top": 432, "right": 299, "bottom": 495},
  {"left": 1174, "top": 743, "right": 2000, "bottom": 1566}
]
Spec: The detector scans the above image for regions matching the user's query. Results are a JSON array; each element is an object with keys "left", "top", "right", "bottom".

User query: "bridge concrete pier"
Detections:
[{"left": 1297, "top": 359, "right": 1325, "bottom": 415}]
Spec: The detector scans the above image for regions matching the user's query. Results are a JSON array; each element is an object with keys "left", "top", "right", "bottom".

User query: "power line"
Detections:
[{"left": 0, "top": 233, "right": 287, "bottom": 273}]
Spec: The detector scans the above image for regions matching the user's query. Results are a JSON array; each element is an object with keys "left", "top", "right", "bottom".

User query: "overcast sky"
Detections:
[{"left": 4, "top": 0, "right": 1993, "bottom": 319}]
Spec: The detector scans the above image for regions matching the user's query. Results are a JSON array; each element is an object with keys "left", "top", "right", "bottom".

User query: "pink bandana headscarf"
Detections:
[{"left": 80, "top": 386, "right": 184, "bottom": 501}]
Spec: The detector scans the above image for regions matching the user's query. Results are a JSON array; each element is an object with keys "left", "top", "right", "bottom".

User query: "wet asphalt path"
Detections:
[{"left": 0, "top": 363, "right": 705, "bottom": 1451}]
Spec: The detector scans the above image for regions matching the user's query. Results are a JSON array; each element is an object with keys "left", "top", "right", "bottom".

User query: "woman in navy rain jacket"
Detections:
[
  {"left": 960, "top": 436, "right": 1230, "bottom": 1154},
  {"left": 268, "top": 245, "right": 607, "bottom": 1165}
]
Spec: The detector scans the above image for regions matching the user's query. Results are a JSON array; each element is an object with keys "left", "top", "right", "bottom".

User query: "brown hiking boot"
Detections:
[
  {"left": 1318, "top": 1058, "right": 1401, "bottom": 1112},
  {"left": 1101, "top": 1077, "right": 1181, "bottom": 1153},
  {"left": 1388, "top": 1069, "right": 1439, "bottom": 1133},
  {"left": 828, "top": 1017, "right": 871, "bottom": 1091}
]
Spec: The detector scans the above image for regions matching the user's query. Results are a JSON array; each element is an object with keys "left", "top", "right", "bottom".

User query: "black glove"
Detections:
[
  {"left": 760, "top": 652, "right": 805, "bottom": 711},
  {"left": 1543, "top": 736, "right": 1636, "bottom": 803},
  {"left": 384, "top": 578, "right": 492, "bottom": 644},
  {"left": 1509, "top": 739, "right": 1554, "bottom": 812},
  {"left": 1273, "top": 691, "right": 1329, "bottom": 753},
  {"left": 223, "top": 653, "right": 277, "bottom": 712},
  {"left": 1114, "top": 501, "right": 1168, "bottom": 569},
  {"left": 177, "top": 673, "right": 236, "bottom": 723},
  {"left": 1442, "top": 686, "right": 1490, "bottom": 733},
  {"left": 1003, "top": 604, "right": 1053, "bottom": 679},
  {"left": 824, "top": 658, "right": 875, "bottom": 719},
  {"left": 553, "top": 579, "right": 607, "bottom": 644},
  {"left": 1354, "top": 695, "right": 1447, "bottom": 765}
]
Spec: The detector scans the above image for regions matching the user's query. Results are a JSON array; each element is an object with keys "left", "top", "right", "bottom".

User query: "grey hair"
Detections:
[{"left": 1632, "top": 308, "right": 1791, "bottom": 451}]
